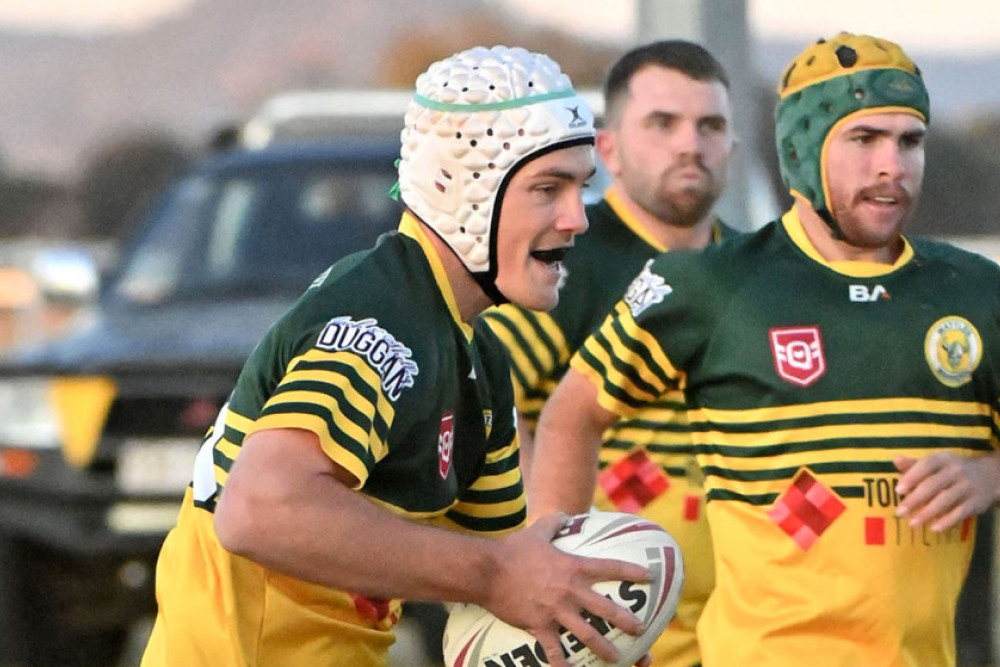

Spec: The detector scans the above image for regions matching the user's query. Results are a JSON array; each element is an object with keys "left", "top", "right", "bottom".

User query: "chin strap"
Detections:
[
  {"left": 474, "top": 272, "right": 509, "bottom": 306},
  {"left": 817, "top": 207, "right": 847, "bottom": 241}
]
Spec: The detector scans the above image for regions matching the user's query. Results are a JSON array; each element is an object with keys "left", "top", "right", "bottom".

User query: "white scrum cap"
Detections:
[{"left": 398, "top": 45, "right": 595, "bottom": 299}]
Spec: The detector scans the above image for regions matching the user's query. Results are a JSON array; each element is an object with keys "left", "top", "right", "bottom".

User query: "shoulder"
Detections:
[
  {"left": 651, "top": 220, "right": 779, "bottom": 277},
  {"left": 714, "top": 217, "right": 745, "bottom": 241},
  {"left": 909, "top": 236, "right": 1000, "bottom": 281},
  {"left": 278, "top": 233, "right": 444, "bottom": 358}
]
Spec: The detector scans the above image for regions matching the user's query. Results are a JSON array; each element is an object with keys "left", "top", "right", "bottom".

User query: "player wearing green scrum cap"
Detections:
[{"left": 527, "top": 31, "right": 1000, "bottom": 666}]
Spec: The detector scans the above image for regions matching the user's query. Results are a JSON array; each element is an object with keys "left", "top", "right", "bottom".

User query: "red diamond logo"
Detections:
[
  {"left": 598, "top": 448, "right": 669, "bottom": 513},
  {"left": 768, "top": 469, "right": 845, "bottom": 550}
]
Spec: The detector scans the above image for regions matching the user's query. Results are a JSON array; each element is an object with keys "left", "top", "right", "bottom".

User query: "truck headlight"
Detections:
[{"left": 0, "top": 378, "right": 60, "bottom": 449}]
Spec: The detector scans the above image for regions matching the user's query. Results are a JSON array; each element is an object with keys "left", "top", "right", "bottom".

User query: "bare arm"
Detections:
[
  {"left": 527, "top": 368, "right": 619, "bottom": 522},
  {"left": 894, "top": 451, "right": 1000, "bottom": 531},
  {"left": 214, "top": 427, "right": 648, "bottom": 666}
]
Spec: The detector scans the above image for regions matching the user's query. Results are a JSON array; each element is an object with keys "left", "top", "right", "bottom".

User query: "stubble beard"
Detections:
[
  {"left": 642, "top": 179, "right": 719, "bottom": 228},
  {"left": 830, "top": 188, "right": 916, "bottom": 250}
]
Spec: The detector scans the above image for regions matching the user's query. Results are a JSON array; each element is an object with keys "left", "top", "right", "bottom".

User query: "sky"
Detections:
[
  {"left": 0, "top": 0, "right": 996, "bottom": 56},
  {"left": 496, "top": 0, "right": 1000, "bottom": 56}
]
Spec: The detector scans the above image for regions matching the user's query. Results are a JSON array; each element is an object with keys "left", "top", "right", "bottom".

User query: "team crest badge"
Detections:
[
  {"left": 438, "top": 413, "right": 454, "bottom": 479},
  {"left": 924, "top": 316, "right": 982, "bottom": 387},
  {"left": 770, "top": 326, "right": 826, "bottom": 387}
]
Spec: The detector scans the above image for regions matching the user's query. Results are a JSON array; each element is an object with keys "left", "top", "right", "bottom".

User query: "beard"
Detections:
[
  {"left": 627, "top": 158, "right": 722, "bottom": 228},
  {"left": 829, "top": 184, "right": 916, "bottom": 249}
]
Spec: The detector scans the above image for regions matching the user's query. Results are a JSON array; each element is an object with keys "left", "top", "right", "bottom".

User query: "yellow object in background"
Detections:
[{"left": 51, "top": 376, "right": 117, "bottom": 468}]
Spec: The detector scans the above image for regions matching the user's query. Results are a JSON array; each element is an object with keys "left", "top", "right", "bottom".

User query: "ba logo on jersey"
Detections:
[
  {"left": 849, "top": 284, "right": 889, "bottom": 302},
  {"left": 624, "top": 259, "right": 672, "bottom": 317},
  {"left": 438, "top": 413, "right": 455, "bottom": 479},
  {"left": 770, "top": 326, "right": 826, "bottom": 387},
  {"left": 924, "top": 316, "right": 982, "bottom": 387},
  {"left": 316, "top": 316, "right": 418, "bottom": 400}
]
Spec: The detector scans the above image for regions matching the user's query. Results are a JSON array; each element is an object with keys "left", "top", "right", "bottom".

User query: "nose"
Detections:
[
  {"left": 876, "top": 142, "right": 906, "bottom": 179},
  {"left": 672, "top": 120, "right": 702, "bottom": 156},
  {"left": 556, "top": 191, "right": 589, "bottom": 235}
]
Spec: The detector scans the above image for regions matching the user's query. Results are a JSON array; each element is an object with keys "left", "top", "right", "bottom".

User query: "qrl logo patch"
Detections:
[
  {"left": 438, "top": 414, "right": 454, "bottom": 479},
  {"left": 770, "top": 326, "right": 826, "bottom": 387}
]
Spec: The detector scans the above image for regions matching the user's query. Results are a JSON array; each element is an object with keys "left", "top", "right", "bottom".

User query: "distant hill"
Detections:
[
  {"left": 0, "top": 3, "right": 997, "bottom": 184},
  {"left": 0, "top": 0, "right": 507, "bottom": 179}
]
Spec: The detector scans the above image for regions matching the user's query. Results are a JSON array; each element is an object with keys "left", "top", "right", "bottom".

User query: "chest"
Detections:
[
  {"left": 364, "top": 328, "right": 507, "bottom": 510},
  {"left": 691, "top": 264, "right": 997, "bottom": 408}
]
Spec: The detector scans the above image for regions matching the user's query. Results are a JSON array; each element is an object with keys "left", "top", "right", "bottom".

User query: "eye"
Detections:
[
  {"left": 900, "top": 133, "right": 924, "bottom": 150},
  {"left": 533, "top": 182, "right": 559, "bottom": 199},
  {"left": 700, "top": 117, "right": 727, "bottom": 134}
]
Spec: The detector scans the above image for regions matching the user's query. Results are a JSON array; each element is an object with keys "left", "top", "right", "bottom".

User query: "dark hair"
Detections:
[{"left": 603, "top": 40, "right": 730, "bottom": 124}]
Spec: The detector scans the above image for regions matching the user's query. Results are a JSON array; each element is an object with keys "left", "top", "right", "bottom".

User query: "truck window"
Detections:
[{"left": 113, "top": 162, "right": 398, "bottom": 305}]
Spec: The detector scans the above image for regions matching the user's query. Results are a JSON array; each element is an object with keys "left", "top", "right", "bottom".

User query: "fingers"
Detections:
[
  {"left": 534, "top": 628, "right": 569, "bottom": 667},
  {"left": 529, "top": 511, "right": 570, "bottom": 539},
  {"left": 894, "top": 454, "right": 938, "bottom": 497},
  {"left": 928, "top": 503, "right": 971, "bottom": 533},
  {"left": 635, "top": 654, "right": 653, "bottom": 667},
  {"left": 578, "top": 555, "right": 651, "bottom": 587},
  {"left": 574, "top": 583, "right": 645, "bottom": 636},
  {"left": 893, "top": 455, "right": 916, "bottom": 476},
  {"left": 895, "top": 453, "right": 977, "bottom": 530},
  {"left": 554, "top": 607, "right": 620, "bottom": 663}
]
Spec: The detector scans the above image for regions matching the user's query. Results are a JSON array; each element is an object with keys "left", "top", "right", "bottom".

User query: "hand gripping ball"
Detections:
[{"left": 442, "top": 511, "right": 684, "bottom": 667}]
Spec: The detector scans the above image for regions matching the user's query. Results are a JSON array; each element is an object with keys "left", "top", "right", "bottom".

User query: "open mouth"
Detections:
[{"left": 530, "top": 247, "right": 570, "bottom": 264}]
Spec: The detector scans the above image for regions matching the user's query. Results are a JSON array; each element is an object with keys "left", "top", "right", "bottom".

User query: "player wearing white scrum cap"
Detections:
[
  {"left": 141, "top": 45, "right": 650, "bottom": 667},
  {"left": 398, "top": 45, "right": 596, "bottom": 304}
]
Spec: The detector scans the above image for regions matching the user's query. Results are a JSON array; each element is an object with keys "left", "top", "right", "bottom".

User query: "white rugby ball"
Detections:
[{"left": 442, "top": 511, "right": 684, "bottom": 667}]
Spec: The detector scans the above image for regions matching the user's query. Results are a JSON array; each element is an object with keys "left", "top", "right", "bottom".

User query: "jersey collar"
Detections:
[
  {"left": 781, "top": 207, "right": 914, "bottom": 277},
  {"left": 605, "top": 186, "right": 726, "bottom": 252},
  {"left": 398, "top": 212, "right": 474, "bottom": 341}
]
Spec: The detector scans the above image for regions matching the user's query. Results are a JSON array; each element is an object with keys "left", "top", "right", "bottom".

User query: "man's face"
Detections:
[
  {"left": 824, "top": 112, "right": 926, "bottom": 249},
  {"left": 493, "top": 144, "right": 594, "bottom": 311},
  {"left": 598, "top": 65, "right": 735, "bottom": 228}
]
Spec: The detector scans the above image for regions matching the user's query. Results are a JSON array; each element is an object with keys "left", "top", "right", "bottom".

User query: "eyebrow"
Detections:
[
  {"left": 847, "top": 124, "right": 927, "bottom": 139},
  {"left": 529, "top": 166, "right": 598, "bottom": 181}
]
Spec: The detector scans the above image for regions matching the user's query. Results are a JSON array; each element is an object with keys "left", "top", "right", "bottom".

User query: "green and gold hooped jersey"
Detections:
[
  {"left": 143, "top": 214, "right": 523, "bottom": 667},
  {"left": 573, "top": 208, "right": 1000, "bottom": 667},
  {"left": 481, "top": 189, "right": 736, "bottom": 667}
]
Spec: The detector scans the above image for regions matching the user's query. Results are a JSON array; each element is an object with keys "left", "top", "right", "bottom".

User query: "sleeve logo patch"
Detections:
[
  {"left": 624, "top": 259, "right": 672, "bottom": 317},
  {"left": 316, "top": 316, "right": 419, "bottom": 401},
  {"left": 309, "top": 267, "right": 332, "bottom": 289},
  {"left": 438, "top": 413, "right": 454, "bottom": 479}
]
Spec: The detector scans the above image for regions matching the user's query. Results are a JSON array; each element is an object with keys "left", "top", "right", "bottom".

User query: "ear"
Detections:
[{"left": 595, "top": 128, "right": 620, "bottom": 178}]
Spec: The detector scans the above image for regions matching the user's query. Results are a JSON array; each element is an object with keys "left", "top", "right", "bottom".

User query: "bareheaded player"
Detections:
[{"left": 483, "top": 40, "right": 738, "bottom": 667}]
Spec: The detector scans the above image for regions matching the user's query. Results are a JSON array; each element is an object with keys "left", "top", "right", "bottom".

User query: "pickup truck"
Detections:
[{"left": 0, "top": 137, "right": 401, "bottom": 666}]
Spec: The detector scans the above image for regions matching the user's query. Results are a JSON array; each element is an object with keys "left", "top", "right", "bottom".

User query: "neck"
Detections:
[
  {"left": 793, "top": 199, "right": 902, "bottom": 264},
  {"left": 422, "top": 226, "right": 492, "bottom": 324}
]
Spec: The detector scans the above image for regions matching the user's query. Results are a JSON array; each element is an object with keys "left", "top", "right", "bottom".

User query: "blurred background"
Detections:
[{"left": 0, "top": 1, "right": 995, "bottom": 665}]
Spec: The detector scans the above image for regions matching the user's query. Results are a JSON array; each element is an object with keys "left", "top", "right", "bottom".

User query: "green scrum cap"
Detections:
[{"left": 775, "top": 32, "right": 930, "bottom": 223}]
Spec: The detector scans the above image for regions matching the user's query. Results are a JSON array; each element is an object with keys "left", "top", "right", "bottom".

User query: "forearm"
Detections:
[
  {"left": 215, "top": 429, "right": 500, "bottom": 605},
  {"left": 527, "top": 368, "right": 616, "bottom": 520}
]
